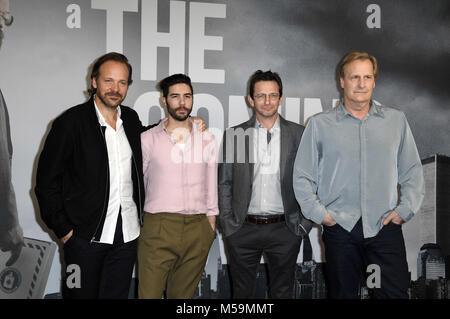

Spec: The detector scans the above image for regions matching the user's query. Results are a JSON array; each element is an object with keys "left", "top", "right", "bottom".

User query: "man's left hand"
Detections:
[{"left": 382, "top": 210, "right": 404, "bottom": 225}]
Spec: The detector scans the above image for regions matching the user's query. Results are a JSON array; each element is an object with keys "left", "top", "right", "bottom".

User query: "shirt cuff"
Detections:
[
  {"left": 394, "top": 205, "right": 414, "bottom": 223},
  {"left": 206, "top": 209, "right": 219, "bottom": 217},
  {"left": 0, "top": 224, "right": 24, "bottom": 246},
  {"left": 309, "top": 207, "right": 328, "bottom": 226}
]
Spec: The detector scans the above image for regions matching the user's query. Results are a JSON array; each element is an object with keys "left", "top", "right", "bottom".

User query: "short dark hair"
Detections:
[
  {"left": 157, "top": 73, "right": 193, "bottom": 98},
  {"left": 248, "top": 70, "right": 283, "bottom": 98},
  {"left": 89, "top": 52, "right": 133, "bottom": 95}
]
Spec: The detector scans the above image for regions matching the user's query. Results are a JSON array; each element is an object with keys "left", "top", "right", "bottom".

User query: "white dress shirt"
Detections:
[
  {"left": 248, "top": 116, "right": 284, "bottom": 215},
  {"left": 94, "top": 101, "right": 140, "bottom": 244}
]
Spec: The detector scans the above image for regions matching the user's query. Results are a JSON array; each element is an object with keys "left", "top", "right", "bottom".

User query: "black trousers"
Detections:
[
  {"left": 225, "top": 220, "right": 302, "bottom": 299},
  {"left": 322, "top": 218, "right": 409, "bottom": 299},
  {"left": 62, "top": 214, "right": 137, "bottom": 299}
]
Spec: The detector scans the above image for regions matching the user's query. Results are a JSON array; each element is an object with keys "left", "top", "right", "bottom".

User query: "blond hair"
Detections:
[{"left": 338, "top": 51, "right": 378, "bottom": 79}]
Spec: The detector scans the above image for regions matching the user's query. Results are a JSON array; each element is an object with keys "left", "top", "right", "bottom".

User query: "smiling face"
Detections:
[
  {"left": 163, "top": 83, "right": 193, "bottom": 122},
  {"left": 340, "top": 59, "right": 376, "bottom": 108},
  {"left": 92, "top": 60, "right": 130, "bottom": 109},
  {"left": 248, "top": 80, "right": 283, "bottom": 122}
]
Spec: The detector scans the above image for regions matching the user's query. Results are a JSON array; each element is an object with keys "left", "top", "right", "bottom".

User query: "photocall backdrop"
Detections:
[{"left": 0, "top": 0, "right": 449, "bottom": 296}]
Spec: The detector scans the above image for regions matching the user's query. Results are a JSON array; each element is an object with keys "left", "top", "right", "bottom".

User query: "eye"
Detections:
[{"left": 269, "top": 93, "right": 279, "bottom": 99}]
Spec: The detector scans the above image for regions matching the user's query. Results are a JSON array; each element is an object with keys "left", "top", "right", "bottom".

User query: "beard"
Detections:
[
  {"left": 167, "top": 104, "right": 192, "bottom": 122},
  {"left": 96, "top": 91, "right": 124, "bottom": 109}
]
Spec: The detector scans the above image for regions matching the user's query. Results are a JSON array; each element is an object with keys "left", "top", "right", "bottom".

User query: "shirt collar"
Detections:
[
  {"left": 336, "top": 99, "right": 384, "bottom": 121},
  {"left": 156, "top": 117, "right": 197, "bottom": 134},
  {"left": 370, "top": 101, "right": 385, "bottom": 118},
  {"left": 155, "top": 118, "right": 167, "bottom": 133},
  {"left": 255, "top": 115, "right": 280, "bottom": 131},
  {"left": 93, "top": 96, "right": 122, "bottom": 127}
]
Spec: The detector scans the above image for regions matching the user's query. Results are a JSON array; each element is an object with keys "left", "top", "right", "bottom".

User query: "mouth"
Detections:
[
  {"left": 261, "top": 105, "right": 275, "bottom": 111},
  {"left": 106, "top": 94, "right": 122, "bottom": 100}
]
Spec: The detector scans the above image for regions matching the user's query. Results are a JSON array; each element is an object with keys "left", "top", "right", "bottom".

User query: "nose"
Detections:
[
  {"left": 358, "top": 78, "right": 366, "bottom": 88},
  {"left": 110, "top": 81, "right": 120, "bottom": 92}
]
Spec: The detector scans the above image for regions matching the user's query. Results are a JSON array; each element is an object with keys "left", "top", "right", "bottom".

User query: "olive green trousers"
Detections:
[{"left": 138, "top": 213, "right": 215, "bottom": 299}]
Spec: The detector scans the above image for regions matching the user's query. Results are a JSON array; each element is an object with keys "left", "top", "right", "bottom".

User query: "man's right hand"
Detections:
[
  {"left": 322, "top": 213, "right": 337, "bottom": 227},
  {"left": 61, "top": 230, "right": 73, "bottom": 244},
  {"left": 0, "top": 225, "right": 24, "bottom": 267}
]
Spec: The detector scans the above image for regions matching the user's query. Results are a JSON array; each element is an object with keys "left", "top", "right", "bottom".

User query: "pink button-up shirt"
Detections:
[{"left": 141, "top": 119, "right": 218, "bottom": 216}]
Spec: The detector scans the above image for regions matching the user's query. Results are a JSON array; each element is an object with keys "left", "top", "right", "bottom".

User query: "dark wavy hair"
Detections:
[
  {"left": 248, "top": 70, "right": 283, "bottom": 98},
  {"left": 157, "top": 73, "right": 193, "bottom": 98}
]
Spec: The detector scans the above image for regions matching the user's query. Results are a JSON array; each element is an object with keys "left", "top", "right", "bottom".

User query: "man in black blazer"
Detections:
[
  {"left": 35, "top": 53, "right": 145, "bottom": 299},
  {"left": 218, "top": 70, "right": 312, "bottom": 298}
]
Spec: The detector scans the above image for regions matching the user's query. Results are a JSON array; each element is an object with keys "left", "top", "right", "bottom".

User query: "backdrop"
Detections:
[{"left": 0, "top": 0, "right": 449, "bottom": 297}]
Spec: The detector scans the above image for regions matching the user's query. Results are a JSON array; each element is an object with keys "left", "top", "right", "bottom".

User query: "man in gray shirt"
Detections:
[
  {"left": 293, "top": 51, "right": 424, "bottom": 298},
  {"left": 0, "top": 0, "right": 23, "bottom": 267}
]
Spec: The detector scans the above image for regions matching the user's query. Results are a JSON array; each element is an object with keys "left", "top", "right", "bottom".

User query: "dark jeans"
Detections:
[
  {"left": 322, "top": 218, "right": 409, "bottom": 299},
  {"left": 62, "top": 214, "right": 137, "bottom": 299},
  {"left": 225, "top": 220, "right": 302, "bottom": 299}
]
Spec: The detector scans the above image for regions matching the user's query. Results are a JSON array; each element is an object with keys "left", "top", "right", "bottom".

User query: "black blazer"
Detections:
[
  {"left": 218, "top": 115, "right": 312, "bottom": 237},
  {"left": 35, "top": 97, "right": 145, "bottom": 241}
]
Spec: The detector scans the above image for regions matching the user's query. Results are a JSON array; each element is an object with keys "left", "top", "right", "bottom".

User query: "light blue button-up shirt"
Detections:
[{"left": 293, "top": 101, "right": 424, "bottom": 238}]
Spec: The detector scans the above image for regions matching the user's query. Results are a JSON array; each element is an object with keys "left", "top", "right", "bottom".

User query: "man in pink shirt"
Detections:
[{"left": 138, "top": 74, "right": 218, "bottom": 299}]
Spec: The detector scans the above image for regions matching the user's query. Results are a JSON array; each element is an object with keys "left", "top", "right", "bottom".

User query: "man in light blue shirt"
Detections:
[{"left": 293, "top": 51, "right": 424, "bottom": 298}]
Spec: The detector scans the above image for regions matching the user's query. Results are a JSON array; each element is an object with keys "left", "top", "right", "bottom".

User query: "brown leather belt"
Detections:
[{"left": 245, "top": 214, "right": 285, "bottom": 225}]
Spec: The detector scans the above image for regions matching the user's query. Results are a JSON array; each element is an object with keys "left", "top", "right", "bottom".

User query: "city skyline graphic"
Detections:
[{"left": 196, "top": 154, "right": 450, "bottom": 299}]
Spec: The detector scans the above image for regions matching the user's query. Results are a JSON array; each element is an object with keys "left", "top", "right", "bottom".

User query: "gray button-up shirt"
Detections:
[{"left": 293, "top": 101, "right": 424, "bottom": 238}]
